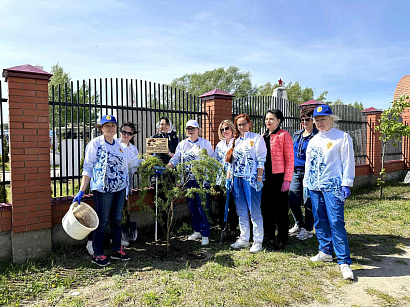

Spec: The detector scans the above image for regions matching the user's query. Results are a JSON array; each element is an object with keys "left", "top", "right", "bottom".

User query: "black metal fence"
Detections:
[
  {"left": 233, "top": 97, "right": 369, "bottom": 165},
  {"left": 233, "top": 96, "right": 301, "bottom": 136},
  {"left": 0, "top": 81, "right": 9, "bottom": 203},
  {"left": 49, "top": 78, "right": 206, "bottom": 198}
]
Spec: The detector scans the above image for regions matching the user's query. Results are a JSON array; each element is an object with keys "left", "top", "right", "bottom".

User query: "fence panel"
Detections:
[
  {"left": 232, "top": 96, "right": 300, "bottom": 135},
  {"left": 331, "top": 105, "right": 368, "bottom": 165},
  {"left": 0, "top": 81, "right": 9, "bottom": 203},
  {"left": 233, "top": 98, "right": 368, "bottom": 165},
  {"left": 49, "top": 79, "right": 205, "bottom": 199}
]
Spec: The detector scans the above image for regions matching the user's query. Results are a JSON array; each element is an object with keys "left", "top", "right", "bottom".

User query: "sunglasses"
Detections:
[
  {"left": 220, "top": 126, "right": 230, "bottom": 133},
  {"left": 121, "top": 130, "right": 134, "bottom": 136},
  {"left": 300, "top": 118, "right": 312, "bottom": 123},
  {"left": 237, "top": 122, "right": 249, "bottom": 127}
]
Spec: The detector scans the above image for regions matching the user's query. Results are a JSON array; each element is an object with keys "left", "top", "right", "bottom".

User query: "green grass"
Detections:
[
  {"left": 1, "top": 181, "right": 410, "bottom": 306},
  {"left": 365, "top": 288, "right": 400, "bottom": 306}
]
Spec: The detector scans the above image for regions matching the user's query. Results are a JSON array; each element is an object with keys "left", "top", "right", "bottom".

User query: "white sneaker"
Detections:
[
  {"left": 188, "top": 231, "right": 202, "bottom": 240},
  {"left": 201, "top": 237, "right": 209, "bottom": 246},
  {"left": 230, "top": 239, "right": 250, "bottom": 249},
  {"left": 310, "top": 251, "right": 333, "bottom": 262},
  {"left": 289, "top": 223, "right": 300, "bottom": 235},
  {"left": 249, "top": 242, "right": 263, "bottom": 253},
  {"left": 86, "top": 240, "right": 94, "bottom": 256},
  {"left": 340, "top": 264, "right": 354, "bottom": 280},
  {"left": 296, "top": 228, "right": 313, "bottom": 241},
  {"left": 121, "top": 239, "right": 130, "bottom": 247}
]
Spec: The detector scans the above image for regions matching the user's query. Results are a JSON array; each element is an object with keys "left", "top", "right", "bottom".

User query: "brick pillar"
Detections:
[
  {"left": 362, "top": 108, "right": 383, "bottom": 182},
  {"left": 199, "top": 89, "right": 234, "bottom": 148},
  {"left": 402, "top": 107, "right": 410, "bottom": 169},
  {"left": 2, "top": 64, "right": 53, "bottom": 263}
]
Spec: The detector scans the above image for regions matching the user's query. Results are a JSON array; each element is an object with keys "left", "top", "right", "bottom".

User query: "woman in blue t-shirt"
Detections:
[{"left": 288, "top": 106, "right": 317, "bottom": 241}]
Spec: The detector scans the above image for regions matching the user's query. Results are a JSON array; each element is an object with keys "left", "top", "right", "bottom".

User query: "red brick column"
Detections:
[
  {"left": 401, "top": 107, "right": 410, "bottom": 169},
  {"left": 199, "top": 89, "right": 234, "bottom": 148},
  {"left": 362, "top": 108, "right": 383, "bottom": 178},
  {"left": 3, "top": 64, "right": 52, "bottom": 263}
]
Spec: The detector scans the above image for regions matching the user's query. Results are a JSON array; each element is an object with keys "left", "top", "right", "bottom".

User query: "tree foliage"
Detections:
[
  {"left": 170, "top": 66, "right": 255, "bottom": 98},
  {"left": 49, "top": 63, "right": 100, "bottom": 128},
  {"left": 375, "top": 94, "right": 410, "bottom": 197},
  {"left": 255, "top": 81, "right": 328, "bottom": 104},
  {"left": 171, "top": 66, "right": 363, "bottom": 110}
]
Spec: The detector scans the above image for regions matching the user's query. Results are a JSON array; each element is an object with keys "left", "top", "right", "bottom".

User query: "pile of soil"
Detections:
[{"left": 72, "top": 203, "right": 97, "bottom": 228}]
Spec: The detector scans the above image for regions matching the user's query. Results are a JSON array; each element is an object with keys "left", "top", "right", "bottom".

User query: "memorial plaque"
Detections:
[{"left": 146, "top": 138, "right": 168, "bottom": 154}]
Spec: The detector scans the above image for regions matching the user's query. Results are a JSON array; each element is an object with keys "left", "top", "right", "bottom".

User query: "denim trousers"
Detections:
[
  {"left": 310, "top": 190, "right": 351, "bottom": 265},
  {"left": 232, "top": 177, "right": 263, "bottom": 243},
  {"left": 288, "top": 169, "right": 314, "bottom": 231},
  {"left": 186, "top": 180, "right": 211, "bottom": 237},
  {"left": 92, "top": 189, "right": 126, "bottom": 256}
]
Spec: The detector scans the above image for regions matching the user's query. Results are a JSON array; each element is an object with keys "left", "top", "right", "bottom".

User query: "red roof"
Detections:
[
  {"left": 301, "top": 100, "right": 324, "bottom": 106},
  {"left": 199, "top": 88, "right": 234, "bottom": 98},
  {"left": 362, "top": 107, "right": 382, "bottom": 113},
  {"left": 3, "top": 64, "right": 52, "bottom": 80}
]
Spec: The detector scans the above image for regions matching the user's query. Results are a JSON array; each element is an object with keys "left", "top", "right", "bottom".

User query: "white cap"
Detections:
[{"left": 186, "top": 119, "right": 200, "bottom": 128}]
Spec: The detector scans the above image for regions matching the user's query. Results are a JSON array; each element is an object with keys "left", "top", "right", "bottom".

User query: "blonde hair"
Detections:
[
  {"left": 218, "top": 120, "right": 236, "bottom": 141},
  {"left": 330, "top": 114, "right": 340, "bottom": 129},
  {"left": 313, "top": 115, "right": 340, "bottom": 129}
]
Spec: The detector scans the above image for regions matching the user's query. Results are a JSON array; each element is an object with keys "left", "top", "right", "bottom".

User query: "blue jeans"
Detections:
[
  {"left": 232, "top": 177, "right": 264, "bottom": 243},
  {"left": 310, "top": 190, "right": 351, "bottom": 265},
  {"left": 186, "top": 180, "right": 211, "bottom": 237},
  {"left": 92, "top": 189, "right": 126, "bottom": 256},
  {"left": 288, "top": 169, "right": 314, "bottom": 231}
]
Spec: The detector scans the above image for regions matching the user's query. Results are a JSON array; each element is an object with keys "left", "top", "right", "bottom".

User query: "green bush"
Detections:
[
  {"left": 1, "top": 137, "right": 9, "bottom": 163},
  {"left": 0, "top": 185, "right": 8, "bottom": 203}
]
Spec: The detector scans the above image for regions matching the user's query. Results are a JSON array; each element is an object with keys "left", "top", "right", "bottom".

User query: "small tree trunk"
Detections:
[
  {"left": 380, "top": 141, "right": 386, "bottom": 198},
  {"left": 166, "top": 200, "right": 175, "bottom": 256}
]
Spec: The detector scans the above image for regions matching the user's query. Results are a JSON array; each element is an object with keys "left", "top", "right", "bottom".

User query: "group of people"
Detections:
[{"left": 73, "top": 104, "right": 356, "bottom": 280}]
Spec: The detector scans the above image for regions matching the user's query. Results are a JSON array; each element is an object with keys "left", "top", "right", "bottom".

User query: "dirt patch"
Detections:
[{"left": 305, "top": 245, "right": 410, "bottom": 306}]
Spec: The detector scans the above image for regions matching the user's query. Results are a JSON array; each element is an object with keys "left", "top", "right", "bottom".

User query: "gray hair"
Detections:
[{"left": 313, "top": 114, "right": 341, "bottom": 129}]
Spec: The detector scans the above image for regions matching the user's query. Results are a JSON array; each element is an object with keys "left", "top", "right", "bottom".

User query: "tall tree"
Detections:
[
  {"left": 315, "top": 91, "right": 328, "bottom": 102},
  {"left": 49, "top": 63, "right": 99, "bottom": 129},
  {"left": 349, "top": 101, "right": 364, "bottom": 111},
  {"left": 170, "top": 66, "right": 255, "bottom": 98}
]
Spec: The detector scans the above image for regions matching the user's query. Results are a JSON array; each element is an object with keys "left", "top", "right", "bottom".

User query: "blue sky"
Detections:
[{"left": 1, "top": 0, "right": 410, "bottom": 112}]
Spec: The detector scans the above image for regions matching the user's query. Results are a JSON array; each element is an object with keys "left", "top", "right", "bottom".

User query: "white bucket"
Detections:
[{"left": 62, "top": 202, "right": 99, "bottom": 240}]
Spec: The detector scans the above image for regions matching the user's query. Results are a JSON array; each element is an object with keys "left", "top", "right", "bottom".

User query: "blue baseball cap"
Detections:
[
  {"left": 313, "top": 105, "right": 333, "bottom": 117},
  {"left": 101, "top": 115, "right": 117, "bottom": 126}
]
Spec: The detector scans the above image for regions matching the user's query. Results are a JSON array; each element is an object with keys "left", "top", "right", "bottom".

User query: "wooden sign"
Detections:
[{"left": 146, "top": 138, "right": 168, "bottom": 154}]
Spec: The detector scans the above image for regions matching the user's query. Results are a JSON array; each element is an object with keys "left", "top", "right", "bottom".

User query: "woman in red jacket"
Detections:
[{"left": 261, "top": 109, "right": 294, "bottom": 250}]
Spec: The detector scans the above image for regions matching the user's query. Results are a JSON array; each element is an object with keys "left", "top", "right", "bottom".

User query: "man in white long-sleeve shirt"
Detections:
[{"left": 303, "top": 105, "right": 355, "bottom": 280}]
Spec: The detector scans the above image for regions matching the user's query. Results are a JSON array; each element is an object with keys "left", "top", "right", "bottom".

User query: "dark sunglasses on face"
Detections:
[
  {"left": 300, "top": 118, "right": 312, "bottom": 123},
  {"left": 121, "top": 130, "right": 134, "bottom": 136},
  {"left": 220, "top": 126, "right": 230, "bottom": 133}
]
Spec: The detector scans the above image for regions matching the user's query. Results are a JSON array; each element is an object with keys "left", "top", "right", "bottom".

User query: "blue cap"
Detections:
[
  {"left": 100, "top": 115, "right": 117, "bottom": 126},
  {"left": 313, "top": 105, "right": 333, "bottom": 117}
]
